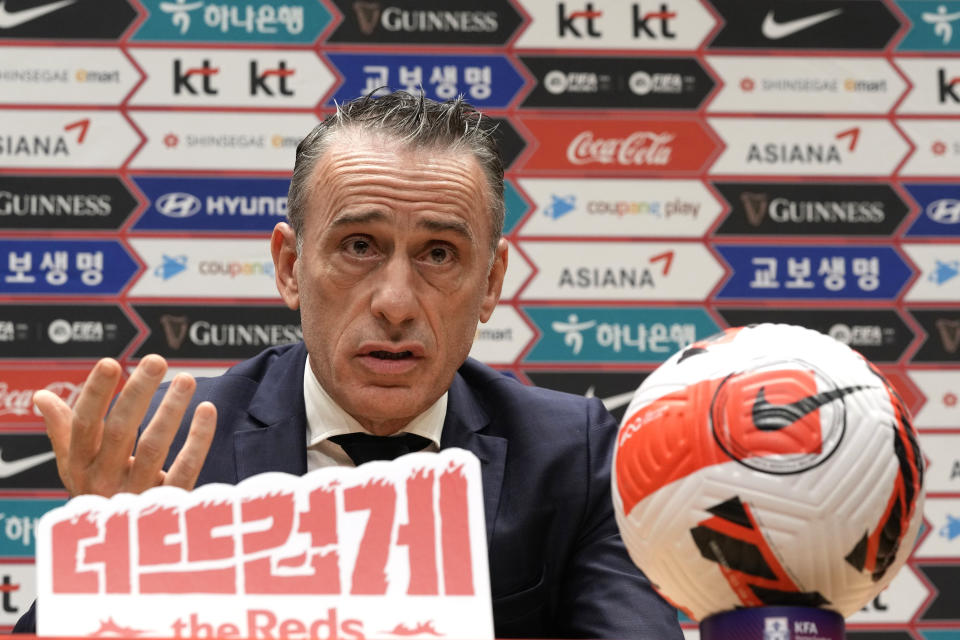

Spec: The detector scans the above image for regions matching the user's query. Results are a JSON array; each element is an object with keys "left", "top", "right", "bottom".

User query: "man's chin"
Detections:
[{"left": 342, "top": 386, "right": 432, "bottom": 430}]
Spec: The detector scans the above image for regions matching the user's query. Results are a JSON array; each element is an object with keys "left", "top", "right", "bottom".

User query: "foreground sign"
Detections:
[{"left": 36, "top": 449, "right": 493, "bottom": 639}]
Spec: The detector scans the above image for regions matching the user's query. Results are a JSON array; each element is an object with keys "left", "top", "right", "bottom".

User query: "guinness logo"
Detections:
[
  {"left": 740, "top": 191, "right": 768, "bottom": 226},
  {"left": 160, "top": 314, "right": 189, "bottom": 350},
  {"left": 353, "top": 1, "right": 381, "bottom": 35},
  {"left": 936, "top": 317, "right": 960, "bottom": 354}
]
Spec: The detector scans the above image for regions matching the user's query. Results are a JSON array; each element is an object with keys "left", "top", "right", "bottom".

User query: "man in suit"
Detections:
[{"left": 19, "top": 91, "right": 682, "bottom": 639}]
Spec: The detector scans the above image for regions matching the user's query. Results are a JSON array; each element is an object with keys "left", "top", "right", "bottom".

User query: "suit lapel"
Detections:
[
  {"left": 234, "top": 342, "right": 309, "bottom": 480},
  {"left": 440, "top": 372, "right": 507, "bottom": 543}
]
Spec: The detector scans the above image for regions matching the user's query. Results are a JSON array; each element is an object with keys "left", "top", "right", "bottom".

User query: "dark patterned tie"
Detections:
[{"left": 328, "top": 432, "right": 432, "bottom": 466}]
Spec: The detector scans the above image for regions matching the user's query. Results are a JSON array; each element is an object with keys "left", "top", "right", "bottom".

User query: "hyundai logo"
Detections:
[
  {"left": 156, "top": 192, "right": 202, "bottom": 218},
  {"left": 927, "top": 198, "right": 960, "bottom": 224}
]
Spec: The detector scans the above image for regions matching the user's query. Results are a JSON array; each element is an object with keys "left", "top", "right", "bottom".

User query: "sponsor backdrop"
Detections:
[{"left": 0, "top": 0, "right": 958, "bottom": 637}]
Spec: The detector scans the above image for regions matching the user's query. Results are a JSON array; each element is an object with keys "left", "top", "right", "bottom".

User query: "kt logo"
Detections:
[
  {"left": 1, "top": 575, "right": 19, "bottom": 614},
  {"left": 172, "top": 59, "right": 296, "bottom": 97},
  {"left": 557, "top": 2, "right": 677, "bottom": 39},
  {"left": 250, "top": 61, "right": 295, "bottom": 97},
  {"left": 634, "top": 2, "right": 676, "bottom": 39},
  {"left": 939, "top": 68, "right": 960, "bottom": 103},
  {"left": 173, "top": 59, "right": 219, "bottom": 96},
  {"left": 558, "top": 2, "right": 602, "bottom": 37}
]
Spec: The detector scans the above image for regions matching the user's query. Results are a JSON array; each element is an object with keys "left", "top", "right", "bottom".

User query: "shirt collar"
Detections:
[{"left": 303, "top": 357, "right": 446, "bottom": 448}]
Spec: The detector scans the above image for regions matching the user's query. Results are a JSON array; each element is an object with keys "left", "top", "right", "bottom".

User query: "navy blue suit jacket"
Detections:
[{"left": 17, "top": 342, "right": 681, "bottom": 639}]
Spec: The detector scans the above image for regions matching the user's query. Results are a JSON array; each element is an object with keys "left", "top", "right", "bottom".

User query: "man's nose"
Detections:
[{"left": 370, "top": 255, "right": 419, "bottom": 325}]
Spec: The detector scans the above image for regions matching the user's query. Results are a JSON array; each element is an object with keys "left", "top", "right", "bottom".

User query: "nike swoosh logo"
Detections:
[
  {"left": 751, "top": 385, "right": 866, "bottom": 431},
  {"left": 0, "top": 448, "right": 56, "bottom": 478},
  {"left": 761, "top": 8, "right": 843, "bottom": 40},
  {"left": 0, "top": 0, "right": 76, "bottom": 29},
  {"left": 584, "top": 386, "right": 635, "bottom": 412}
]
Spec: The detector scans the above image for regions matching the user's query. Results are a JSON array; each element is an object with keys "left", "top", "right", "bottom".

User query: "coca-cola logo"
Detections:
[
  {"left": 0, "top": 381, "right": 82, "bottom": 418},
  {"left": 566, "top": 130, "right": 675, "bottom": 166}
]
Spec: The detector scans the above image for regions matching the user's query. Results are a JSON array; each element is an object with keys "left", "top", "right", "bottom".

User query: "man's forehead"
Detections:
[
  {"left": 309, "top": 129, "right": 486, "bottom": 194},
  {"left": 304, "top": 130, "right": 490, "bottom": 237}
]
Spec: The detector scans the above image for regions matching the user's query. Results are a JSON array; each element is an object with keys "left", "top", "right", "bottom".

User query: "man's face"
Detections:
[{"left": 272, "top": 131, "right": 507, "bottom": 434}]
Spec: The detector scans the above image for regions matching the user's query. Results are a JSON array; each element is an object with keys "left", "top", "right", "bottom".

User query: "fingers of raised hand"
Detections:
[
  {"left": 164, "top": 401, "right": 216, "bottom": 490},
  {"left": 95, "top": 355, "right": 168, "bottom": 478},
  {"left": 34, "top": 356, "right": 213, "bottom": 498},
  {"left": 68, "top": 357, "right": 124, "bottom": 468},
  {"left": 33, "top": 388, "right": 79, "bottom": 494},
  {"left": 127, "top": 373, "right": 197, "bottom": 492}
]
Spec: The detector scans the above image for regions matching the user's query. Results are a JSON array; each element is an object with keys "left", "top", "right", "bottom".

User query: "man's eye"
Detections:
[
  {"left": 426, "top": 246, "right": 452, "bottom": 264},
  {"left": 346, "top": 238, "right": 372, "bottom": 256}
]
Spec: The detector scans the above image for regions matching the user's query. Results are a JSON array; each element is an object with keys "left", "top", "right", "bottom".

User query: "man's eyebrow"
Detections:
[
  {"left": 328, "top": 210, "right": 387, "bottom": 228},
  {"left": 418, "top": 217, "right": 473, "bottom": 240}
]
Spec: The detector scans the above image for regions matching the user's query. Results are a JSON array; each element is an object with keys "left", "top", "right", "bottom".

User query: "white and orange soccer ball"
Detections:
[{"left": 612, "top": 323, "right": 925, "bottom": 622}]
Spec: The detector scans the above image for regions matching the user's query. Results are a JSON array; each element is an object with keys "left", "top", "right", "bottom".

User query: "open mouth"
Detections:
[{"left": 368, "top": 350, "right": 413, "bottom": 360}]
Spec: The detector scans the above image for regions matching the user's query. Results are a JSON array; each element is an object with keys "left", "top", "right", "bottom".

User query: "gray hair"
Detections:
[{"left": 287, "top": 90, "right": 505, "bottom": 255}]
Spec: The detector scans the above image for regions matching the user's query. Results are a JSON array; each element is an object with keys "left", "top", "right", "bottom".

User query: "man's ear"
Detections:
[
  {"left": 271, "top": 222, "right": 300, "bottom": 310},
  {"left": 479, "top": 238, "right": 508, "bottom": 323}
]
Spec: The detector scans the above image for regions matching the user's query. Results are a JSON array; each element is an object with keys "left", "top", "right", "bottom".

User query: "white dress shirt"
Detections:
[{"left": 303, "top": 358, "right": 445, "bottom": 470}]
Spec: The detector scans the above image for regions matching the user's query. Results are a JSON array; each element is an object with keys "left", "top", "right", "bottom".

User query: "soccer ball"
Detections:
[{"left": 612, "top": 324, "right": 924, "bottom": 621}]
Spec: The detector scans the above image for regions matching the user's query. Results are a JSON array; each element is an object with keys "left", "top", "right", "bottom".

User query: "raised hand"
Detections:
[{"left": 33, "top": 354, "right": 216, "bottom": 498}]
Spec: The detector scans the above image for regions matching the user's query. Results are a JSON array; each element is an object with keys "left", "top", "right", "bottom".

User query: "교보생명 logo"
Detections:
[
  {"left": 715, "top": 245, "right": 912, "bottom": 301},
  {"left": 326, "top": 53, "right": 523, "bottom": 109}
]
